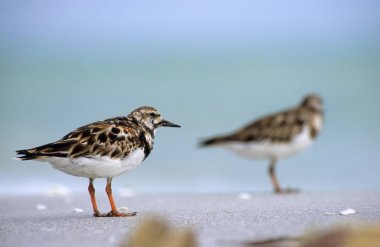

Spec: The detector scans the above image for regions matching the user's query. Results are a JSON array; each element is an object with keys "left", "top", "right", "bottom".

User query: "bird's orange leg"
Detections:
[
  {"left": 88, "top": 178, "right": 104, "bottom": 217},
  {"left": 105, "top": 178, "right": 137, "bottom": 217}
]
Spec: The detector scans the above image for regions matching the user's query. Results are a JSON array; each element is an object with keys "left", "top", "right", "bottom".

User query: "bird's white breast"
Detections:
[
  {"left": 43, "top": 148, "right": 146, "bottom": 178},
  {"left": 220, "top": 126, "right": 314, "bottom": 160}
]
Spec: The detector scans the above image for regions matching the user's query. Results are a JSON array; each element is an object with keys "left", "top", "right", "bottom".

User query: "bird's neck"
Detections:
[{"left": 129, "top": 117, "right": 156, "bottom": 139}]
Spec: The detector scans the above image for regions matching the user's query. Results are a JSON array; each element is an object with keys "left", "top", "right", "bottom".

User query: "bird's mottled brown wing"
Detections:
[
  {"left": 201, "top": 108, "right": 308, "bottom": 146},
  {"left": 235, "top": 108, "right": 307, "bottom": 143},
  {"left": 16, "top": 118, "right": 148, "bottom": 160}
]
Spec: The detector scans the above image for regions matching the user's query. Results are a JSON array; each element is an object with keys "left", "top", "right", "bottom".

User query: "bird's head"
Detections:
[
  {"left": 301, "top": 94, "right": 323, "bottom": 113},
  {"left": 129, "top": 106, "right": 181, "bottom": 132}
]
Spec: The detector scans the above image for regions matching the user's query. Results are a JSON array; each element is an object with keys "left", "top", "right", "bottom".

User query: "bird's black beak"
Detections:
[{"left": 159, "top": 119, "right": 181, "bottom": 128}]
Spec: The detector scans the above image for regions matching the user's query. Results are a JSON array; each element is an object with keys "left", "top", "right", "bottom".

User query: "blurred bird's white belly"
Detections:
[
  {"left": 221, "top": 126, "right": 313, "bottom": 160},
  {"left": 43, "top": 149, "right": 145, "bottom": 178}
]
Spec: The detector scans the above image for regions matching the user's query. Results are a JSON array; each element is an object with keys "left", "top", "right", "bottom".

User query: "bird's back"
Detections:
[{"left": 16, "top": 116, "right": 154, "bottom": 161}]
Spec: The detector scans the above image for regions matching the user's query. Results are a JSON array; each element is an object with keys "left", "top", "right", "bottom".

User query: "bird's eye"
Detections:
[{"left": 149, "top": 113, "right": 156, "bottom": 117}]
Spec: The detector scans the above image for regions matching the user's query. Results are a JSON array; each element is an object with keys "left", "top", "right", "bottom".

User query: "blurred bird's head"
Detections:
[
  {"left": 129, "top": 106, "right": 181, "bottom": 132},
  {"left": 301, "top": 94, "right": 323, "bottom": 113}
]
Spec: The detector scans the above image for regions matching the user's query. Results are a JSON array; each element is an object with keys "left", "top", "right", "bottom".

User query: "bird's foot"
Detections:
[
  {"left": 106, "top": 210, "right": 137, "bottom": 217},
  {"left": 274, "top": 187, "right": 300, "bottom": 194},
  {"left": 93, "top": 211, "right": 107, "bottom": 217}
]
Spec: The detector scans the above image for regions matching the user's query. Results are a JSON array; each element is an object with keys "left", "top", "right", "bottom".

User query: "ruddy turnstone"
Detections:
[
  {"left": 16, "top": 106, "right": 180, "bottom": 217},
  {"left": 201, "top": 95, "right": 323, "bottom": 193}
]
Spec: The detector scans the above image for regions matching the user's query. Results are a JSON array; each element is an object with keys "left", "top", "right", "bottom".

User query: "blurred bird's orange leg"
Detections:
[
  {"left": 269, "top": 159, "right": 282, "bottom": 193},
  {"left": 88, "top": 178, "right": 104, "bottom": 217},
  {"left": 105, "top": 178, "right": 137, "bottom": 217}
]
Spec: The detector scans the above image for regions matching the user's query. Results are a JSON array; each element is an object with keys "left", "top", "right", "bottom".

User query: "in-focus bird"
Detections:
[
  {"left": 17, "top": 106, "right": 180, "bottom": 217},
  {"left": 201, "top": 95, "right": 323, "bottom": 193}
]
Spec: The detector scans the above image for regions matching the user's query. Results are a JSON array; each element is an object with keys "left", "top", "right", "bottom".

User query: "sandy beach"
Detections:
[{"left": 1, "top": 191, "right": 379, "bottom": 247}]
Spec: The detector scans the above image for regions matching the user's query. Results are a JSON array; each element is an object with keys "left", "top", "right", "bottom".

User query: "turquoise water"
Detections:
[{"left": 1, "top": 1, "right": 380, "bottom": 194}]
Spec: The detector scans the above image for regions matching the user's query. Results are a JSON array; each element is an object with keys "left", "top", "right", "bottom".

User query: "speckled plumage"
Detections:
[
  {"left": 202, "top": 95, "right": 323, "bottom": 146},
  {"left": 17, "top": 106, "right": 161, "bottom": 161},
  {"left": 16, "top": 106, "right": 180, "bottom": 217},
  {"left": 201, "top": 95, "right": 323, "bottom": 193}
]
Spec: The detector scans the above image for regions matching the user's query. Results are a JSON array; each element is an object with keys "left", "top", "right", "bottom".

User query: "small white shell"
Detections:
[
  {"left": 118, "top": 207, "right": 129, "bottom": 212},
  {"left": 339, "top": 208, "right": 356, "bottom": 215},
  {"left": 36, "top": 204, "right": 47, "bottom": 210},
  {"left": 238, "top": 192, "right": 252, "bottom": 200},
  {"left": 73, "top": 208, "right": 84, "bottom": 213}
]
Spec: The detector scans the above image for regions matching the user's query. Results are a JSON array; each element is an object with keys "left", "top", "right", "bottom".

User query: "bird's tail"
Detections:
[
  {"left": 15, "top": 148, "right": 39, "bottom": 160},
  {"left": 16, "top": 140, "right": 75, "bottom": 160},
  {"left": 200, "top": 135, "right": 235, "bottom": 147}
]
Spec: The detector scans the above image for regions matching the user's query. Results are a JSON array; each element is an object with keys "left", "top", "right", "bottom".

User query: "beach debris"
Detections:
[
  {"left": 46, "top": 184, "right": 71, "bottom": 197},
  {"left": 121, "top": 217, "right": 197, "bottom": 247},
  {"left": 36, "top": 204, "right": 47, "bottom": 210},
  {"left": 118, "top": 187, "right": 136, "bottom": 197},
  {"left": 238, "top": 192, "right": 252, "bottom": 200},
  {"left": 300, "top": 224, "right": 380, "bottom": 247},
  {"left": 242, "top": 224, "right": 380, "bottom": 247},
  {"left": 324, "top": 209, "right": 357, "bottom": 216},
  {"left": 339, "top": 208, "right": 356, "bottom": 216},
  {"left": 242, "top": 236, "right": 300, "bottom": 246},
  {"left": 235, "top": 223, "right": 380, "bottom": 247},
  {"left": 73, "top": 208, "right": 84, "bottom": 213},
  {"left": 118, "top": 207, "right": 129, "bottom": 213}
]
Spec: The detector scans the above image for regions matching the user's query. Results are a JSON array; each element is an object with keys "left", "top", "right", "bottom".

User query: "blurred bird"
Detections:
[
  {"left": 122, "top": 217, "right": 197, "bottom": 247},
  {"left": 201, "top": 95, "right": 323, "bottom": 193},
  {"left": 16, "top": 106, "right": 180, "bottom": 217}
]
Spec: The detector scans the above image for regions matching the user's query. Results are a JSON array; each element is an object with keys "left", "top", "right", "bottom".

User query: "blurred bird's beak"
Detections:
[{"left": 160, "top": 119, "right": 181, "bottom": 128}]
